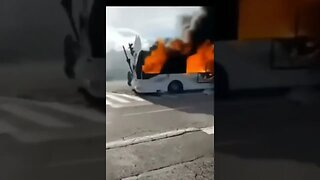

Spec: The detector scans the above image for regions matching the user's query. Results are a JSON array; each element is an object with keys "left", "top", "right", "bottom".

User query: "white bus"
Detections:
[{"left": 124, "top": 37, "right": 214, "bottom": 94}]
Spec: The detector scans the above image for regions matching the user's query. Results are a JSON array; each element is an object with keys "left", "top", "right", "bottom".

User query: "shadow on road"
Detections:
[
  {"left": 138, "top": 90, "right": 214, "bottom": 116},
  {"left": 215, "top": 91, "right": 320, "bottom": 167}
]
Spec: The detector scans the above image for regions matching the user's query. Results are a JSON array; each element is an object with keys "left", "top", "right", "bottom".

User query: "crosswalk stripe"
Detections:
[
  {"left": 105, "top": 99, "right": 121, "bottom": 108},
  {"left": 106, "top": 94, "right": 130, "bottom": 103},
  {"left": 40, "top": 102, "right": 105, "bottom": 123},
  {"left": 0, "top": 104, "right": 72, "bottom": 128},
  {"left": 112, "top": 93, "right": 145, "bottom": 102},
  {"left": 106, "top": 99, "right": 112, "bottom": 105},
  {"left": 105, "top": 93, "right": 153, "bottom": 108},
  {"left": 108, "top": 102, "right": 151, "bottom": 109}
]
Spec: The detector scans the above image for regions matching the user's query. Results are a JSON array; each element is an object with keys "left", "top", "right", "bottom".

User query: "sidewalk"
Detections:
[
  {"left": 124, "top": 157, "right": 214, "bottom": 180},
  {"left": 106, "top": 131, "right": 214, "bottom": 179}
]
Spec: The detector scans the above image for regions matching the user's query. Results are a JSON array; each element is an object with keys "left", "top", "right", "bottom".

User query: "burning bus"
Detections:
[{"left": 123, "top": 36, "right": 214, "bottom": 94}]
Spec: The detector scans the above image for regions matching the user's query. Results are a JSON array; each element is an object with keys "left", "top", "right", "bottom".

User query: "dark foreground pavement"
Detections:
[
  {"left": 106, "top": 131, "right": 214, "bottom": 180},
  {"left": 0, "top": 97, "right": 105, "bottom": 180},
  {"left": 215, "top": 93, "right": 320, "bottom": 180},
  {"left": 106, "top": 88, "right": 214, "bottom": 180}
]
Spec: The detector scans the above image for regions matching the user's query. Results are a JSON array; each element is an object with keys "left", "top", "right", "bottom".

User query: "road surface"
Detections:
[
  {"left": 215, "top": 94, "right": 320, "bottom": 180},
  {"left": 106, "top": 80, "right": 214, "bottom": 179},
  {"left": 0, "top": 96, "right": 105, "bottom": 180},
  {"left": 0, "top": 60, "right": 106, "bottom": 180}
]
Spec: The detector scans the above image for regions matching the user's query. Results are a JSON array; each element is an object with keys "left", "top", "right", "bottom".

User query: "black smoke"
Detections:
[
  {"left": 160, "top": 51, "right": 187, "bottom": 74},
  {"left": 188, "top": 7, "right": 215, "bottom": 52},
  {"left": 189, "top": 4, "right": 239, "bottom": 52},
  {"left": 146, "top": 4, "right": 241, "bottom": 75},
  {"left": 141, "top": 48, "right": 188, "bottom": 75}
]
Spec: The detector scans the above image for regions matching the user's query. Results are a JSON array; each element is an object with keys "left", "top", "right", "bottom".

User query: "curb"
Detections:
[{"left": 106, "top": 126, "right": 214, "bottom": 150}]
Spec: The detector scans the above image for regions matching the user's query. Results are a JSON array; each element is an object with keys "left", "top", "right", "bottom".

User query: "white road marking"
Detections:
[
  {"left": 201, "top": 126, "right": 214, "bottom": 134},
  {"left": 110, "top": 103, "right": 152, "bottom": 109},
  {"left": 113, "top": 93, "right": 145, "bottom": 101},
  {"left": 106, "top": 99, "right": 122, "bottom": 108},
  {"left": 41, "top": 102, "right": 105, "bottom": 123},
  {"left": 106, "top": 93, "right": 153, "bottom": 108},
  {"left": 106, "top": 94, "right": 130, "bottom": 103},
  {"left": 106, "top": 99, "right": 112, "bottom": 105},
  {"left": 0, "top": 104, "right": 72, "bottom": 128},
  {"left": 122, "top": 106, "right": 192, "bottom": 117}
]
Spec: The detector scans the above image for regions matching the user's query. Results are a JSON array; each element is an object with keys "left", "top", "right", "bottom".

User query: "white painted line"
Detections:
[
  {"left": 122, "top": 106, "right": 192, "bottom": 117},
  {"left": 106, "top": 99, "right": 120, "bottom": 108},
  {"left": 0, "top": 104, "right": 72, "bottom": 128},
  {"left": 113, "top": 93, "right": 145, "bottom": 102},
  {"left": 106, "top": 94, "right": 130, "bottom": 103},
  {"left": 106, "top": 127, "right": 204, "bottom": 149},
  {"left": 107, "top": 104, "right": 124, "bottom": 108},
  {"left": 201, "top": 126, "right": 214, "bottom": 134},
  {"left": 106, "top": 99, "right": 112, "bottom": 105},
  {"left": 41, "top": 102, "right": 105, "bottom": 123},
  {"left": 108, "top": 102, "right": 152, "bottom": 109},
  {"left": 0, "top": 120, "right": 19, "bottom": 133}
]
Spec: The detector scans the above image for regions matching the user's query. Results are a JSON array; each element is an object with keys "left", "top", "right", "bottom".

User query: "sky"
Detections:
[
  {"left": 0, "top": 3, "right": 201, "bottom": 61},
  {"left": 106, "top": 7, "right": 201, "bottom": 52}
]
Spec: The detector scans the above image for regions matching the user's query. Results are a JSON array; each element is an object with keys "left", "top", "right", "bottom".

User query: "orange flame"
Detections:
[
  {"left": 142, "top": 40, "right": 167, "bottom": 74},
  {"left": 142, "top": 39, "right": 214, "bottom": 74},
  {"left": 187, "top": 40, "right": 214, "bottom": 73},
  {"left": 169, "top": 39, "right": 192, "bottom": 55}
]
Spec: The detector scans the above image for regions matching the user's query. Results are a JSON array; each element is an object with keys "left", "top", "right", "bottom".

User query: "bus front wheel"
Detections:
[{"left": 168, "top": 80, "right": 183, "bottom": 94}]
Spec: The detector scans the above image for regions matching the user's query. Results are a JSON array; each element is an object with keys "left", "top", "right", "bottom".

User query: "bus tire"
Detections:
[{"left": 168, "top": 80, "right": 183, "bottom": 94}]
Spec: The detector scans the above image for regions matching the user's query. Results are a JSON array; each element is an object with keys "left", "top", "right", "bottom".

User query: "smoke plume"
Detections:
[
  {"left": 188, "top": 3, "right": 239, "bottom": 48},
  {"left": 188, "top": 7, "right": 215, "bottom": 52},
  {"left": 143, "top": 6, "right": 220, "bottom": 75}
]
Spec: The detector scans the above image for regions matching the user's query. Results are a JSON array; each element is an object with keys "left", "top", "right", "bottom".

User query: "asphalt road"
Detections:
[
  {"left": 107, "top": 131, "right": 214, "bottom": 180},
  {"left": 0, "top": 96, "right": 105, "bottom": 180},
  {"left": 106, "top": 81, "right": 214, "bottom": 179},
  {"left": 0, "top": 61, "right": 106, "bottom": 180},
  {"left": 215, "top": 93, "right": 320, "bottom": 180}
]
